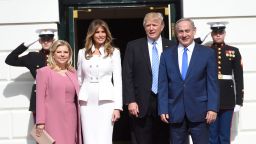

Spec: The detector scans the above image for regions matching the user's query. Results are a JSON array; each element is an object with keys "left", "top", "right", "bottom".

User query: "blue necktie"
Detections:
[
  {"left": 182, "top": 48, "right": 188, "bottom": 80},
  {"left": 151, "top": 41, "right": 159, "bottom": 94}
]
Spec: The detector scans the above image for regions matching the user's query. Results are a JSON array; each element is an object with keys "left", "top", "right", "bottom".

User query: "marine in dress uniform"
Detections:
[
  {"left": 5, "top": 28, "right": 56, "bottom": 121},
  {"left": 207, "top": 22, "right": 244, "bottom": 144}
]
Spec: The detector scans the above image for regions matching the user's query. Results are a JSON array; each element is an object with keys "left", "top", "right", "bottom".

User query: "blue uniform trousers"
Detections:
[{"left": 209, "top": 109, "right": 234, "bottom": 144}]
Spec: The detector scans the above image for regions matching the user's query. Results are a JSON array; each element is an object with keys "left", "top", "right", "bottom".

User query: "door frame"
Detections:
[{"left": 59, "top": 1, "right": 179, "bottom": 65}]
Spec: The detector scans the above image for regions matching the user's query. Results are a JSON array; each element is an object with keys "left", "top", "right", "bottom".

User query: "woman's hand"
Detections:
[
  {"left": 36, "top": 124, "right": 45, "bottom": 137},
  {"left": 112, "top": 109, "right": 121, "bottom": 123}
]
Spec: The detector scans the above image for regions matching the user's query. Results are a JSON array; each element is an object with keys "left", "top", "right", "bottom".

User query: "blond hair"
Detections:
[
  {"left": 143, "top": 12, "right": 164, "bottom": 27},
  {"left": 47, "top": 40, "right": 74, "bottom": 71}
]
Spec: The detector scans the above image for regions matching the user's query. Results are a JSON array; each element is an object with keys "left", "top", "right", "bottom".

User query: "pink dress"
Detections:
[
  {"left": 36, "top": 67, "right": 81, "bottom": 144},
  {"left": 62, "top": 74, "right": 77, "bottom": 144}
]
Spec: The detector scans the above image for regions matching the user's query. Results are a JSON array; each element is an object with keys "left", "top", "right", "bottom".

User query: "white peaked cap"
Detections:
[{"left": 36, "top": 28, "right": 57, "bottom": 37}]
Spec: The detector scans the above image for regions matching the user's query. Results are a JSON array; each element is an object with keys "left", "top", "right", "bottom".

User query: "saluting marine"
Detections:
[
  {"left": 5, "top": 28, "right": 56, "bottom": 121},
  {"left": 207, "top": 22, "right": 244, "bottom": 144}
]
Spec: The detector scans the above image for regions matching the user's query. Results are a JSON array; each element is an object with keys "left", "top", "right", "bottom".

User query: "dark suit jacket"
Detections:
[
  {"left": 210, "top": 43, "right": 244, "bottom": 109},
  {"left": 123, "top": 37, "right": 176, "bottom": 117},
  {"left": 158, "top": 43, "right": 219, "bottom": 123}
]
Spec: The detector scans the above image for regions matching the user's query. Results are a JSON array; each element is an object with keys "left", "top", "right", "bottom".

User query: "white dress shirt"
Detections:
[{"left": 147, "top": 36, "right": 163, "bottom": 66}]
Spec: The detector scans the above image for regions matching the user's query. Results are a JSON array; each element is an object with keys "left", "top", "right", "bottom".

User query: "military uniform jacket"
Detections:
[
  {"left": 5, "top": 43, "right": 48, "bottom": 112},
  {"left": 211, "top": 43, "right": 244, "bottom": 109}
]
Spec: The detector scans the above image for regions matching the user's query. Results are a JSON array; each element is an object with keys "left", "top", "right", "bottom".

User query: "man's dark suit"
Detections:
[
  {"left": 158, "top": 43, "right": 219, "bottom": 144},
  {"left": 123, "top": 37, "right": 176, "bottom": 144}
]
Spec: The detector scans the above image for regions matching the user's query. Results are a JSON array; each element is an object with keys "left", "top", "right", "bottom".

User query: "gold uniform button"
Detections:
[
  {"left": 218, "top": 51, "right": 221, "bottom": 54},
  {"left": 218, "top": 66, "right": 221, "bottom": 69},
  {"left": 218, "top": 48, "right": 221, "bottom": 50},
  {"left": 218, "top": 56, "right": 221, "bottom": 59},
  {"left": 218, "top": 61, "right": 221, "bottom": 64},
  {"left": 36, "top": 65, "right": 39, "bottom": 68}
]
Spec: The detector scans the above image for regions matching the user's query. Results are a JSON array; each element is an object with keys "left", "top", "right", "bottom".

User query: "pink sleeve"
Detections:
[{"left": 36, "top": 68, "right": 48, "bottom": 124}]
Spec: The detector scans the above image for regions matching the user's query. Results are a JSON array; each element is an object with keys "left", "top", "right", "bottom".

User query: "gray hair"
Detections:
[{"left": 175, "top": 18, "right": 196, "bottom": 31}]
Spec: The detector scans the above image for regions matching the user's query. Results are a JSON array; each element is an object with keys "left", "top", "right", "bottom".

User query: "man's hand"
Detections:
[
  {"left": 160, "top": 114, "right": 169, "bottom": 123},
  {"left": 205, "top": 111, "right": 217, "bottom": 124},
  {"left": 128, "top": 102, "right": 139, "bottom": 117}
]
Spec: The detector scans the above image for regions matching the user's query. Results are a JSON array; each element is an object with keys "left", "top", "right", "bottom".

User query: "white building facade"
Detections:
[
  {"left": 0, "top": 0, "right": 59, "bottom": 144},
  {"left": 0, "top": 0, "right": 255, "bottom": 143}
]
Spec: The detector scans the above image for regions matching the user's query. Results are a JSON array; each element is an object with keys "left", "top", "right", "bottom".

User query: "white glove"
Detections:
[{"left": 234, "top": 105, "right": 241, "bottom": 112}]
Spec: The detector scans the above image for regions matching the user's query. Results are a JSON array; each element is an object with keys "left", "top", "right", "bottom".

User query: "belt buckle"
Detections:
[{"left": 218, "top": 74, "right": 223, "bottom": 79}]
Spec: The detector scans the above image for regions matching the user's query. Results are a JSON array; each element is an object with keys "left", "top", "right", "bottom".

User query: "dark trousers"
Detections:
[
  {"left": 129, "top": 92, "right": 169, "bottom": 144},
  {"left": 130, "top": 115, "right": 169, "bottom": 144},
  {"left": 170, "top": 117, "right": 207, "bottom": 144},
  {"left": 209, "top": 109, "right": 234, "bottom": 144}
]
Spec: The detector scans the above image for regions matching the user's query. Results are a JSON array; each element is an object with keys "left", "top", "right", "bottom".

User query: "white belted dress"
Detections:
[{"left": 77, "top": 46, "right": 122, "bottom": 144}]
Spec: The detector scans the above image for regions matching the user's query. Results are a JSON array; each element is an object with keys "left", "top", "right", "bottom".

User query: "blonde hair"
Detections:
[
  {"left": 143, "top": 12, "right": 164, "bottom": 27},
  {"left": 84, "top": 19, "right": 113, "bottom": 59},
  {"left": 47, "top": 40, "right": 74, "bottom": 71}
]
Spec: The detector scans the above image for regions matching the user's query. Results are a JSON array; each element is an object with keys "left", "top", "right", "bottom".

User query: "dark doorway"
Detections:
[
  {"left": 73, "top": 6, "right": 171, "bottom": 143},
  {"left": 76, "top": 18, "right": 146, "bottom": 62}
]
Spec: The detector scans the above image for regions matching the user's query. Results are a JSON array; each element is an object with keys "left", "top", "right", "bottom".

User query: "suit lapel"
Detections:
[
  {"left": 172, "top": 47, "right": 183, "bottom": 80},
  {"left": 141, "top": 38, "right": 151, "bottom": 73},
  {"left": 162, "top": 38, "right": 171, "bottom": 50},
  {"left": 186, "top": 44, "right": 200, "bottom": 79}
]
